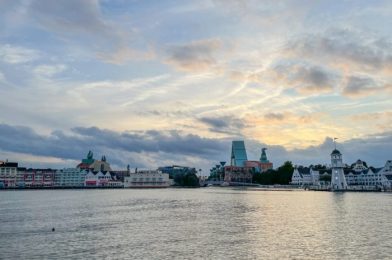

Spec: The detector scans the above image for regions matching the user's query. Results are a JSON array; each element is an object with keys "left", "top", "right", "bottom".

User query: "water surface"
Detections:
[{"left": 1, "top": 188, "right": 391, "bottom": 259}]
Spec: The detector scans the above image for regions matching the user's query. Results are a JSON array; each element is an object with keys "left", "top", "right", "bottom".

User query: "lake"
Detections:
[{"left": 1, "top": 188, "right": 391, "bottom": 259}]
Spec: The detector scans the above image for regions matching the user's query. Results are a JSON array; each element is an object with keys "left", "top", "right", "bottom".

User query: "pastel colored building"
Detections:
[
  {"left": 55, "top": 168, "right": 87, "bottom": 187},
  {"left": 0, "top": 161, "right": 18, "bottom": 188},
  {"left": 244, "top": 148, "right": 273, "bottom": 172},
  {"left": 77, "top": 151, "right": 112, "bottom": 172},
  {"left": 24, "top": 169, "right": 55, "bottom": 188}
]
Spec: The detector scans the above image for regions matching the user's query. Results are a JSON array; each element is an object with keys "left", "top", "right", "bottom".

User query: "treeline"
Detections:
[{"left": 253, "top": 161, "right": 294, "bottom": 185}]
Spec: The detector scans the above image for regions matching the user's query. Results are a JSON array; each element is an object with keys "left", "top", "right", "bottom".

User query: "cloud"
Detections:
[
  {"left": 342, "top": 75, "right": 390, "bottom": 97},
  {"left": 165, "top": 39, "right": 223, "bottom": 72},
  {"left": 0, "top": 44, "right": 40, "bottom": 64},
  {"left": 33, "top": 64, "right": 67, "bottom": 78},
  {"left": 0, "top": 123, "right": 390, "bottom": 171},
  {"left": 0, "top": 123, "right": 229, "bottom": 167},
  {"left": 289, "top": 29, "right": 392, "bottom": 71},
  {"left": 198, "top": 115, "right": 247, "bottom": 135},
  {"left": 271, "top": 61, "right": 338, "bottom": 94},
  {"left": 264, "top": 112, "right": 285, "bottom": 121},
  {"left": 25, "top": 0, "right": 143, "bottom": 64},
  {"left": 28, "top": 0, "right": 110, "bottom": 37}
]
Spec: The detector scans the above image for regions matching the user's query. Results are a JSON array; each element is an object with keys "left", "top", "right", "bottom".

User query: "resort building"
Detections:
[
  {"left": 222, "top": 141, "right": 273, "bottom": 184},
  {"left": 230, "top": 141, "right": 248, "bottom": 167},
  {"left": 291, "top": 167, "right": 320, "bottom": 186},
  {"left": 244, "top": 148, "right": 273, "bottom": 172},
  {"left": 84, "top": 170, "right": 122, "bottom": 187},
  {"left": 24, "top": 168, "right": 55, "bottom": 188},
  {"left": 55, "top": 168, "right": 87, "bottom": 187},
  {"left": 77, "top": 151, "right": 112, "bottom": 172},
  {"left": 124, "top": 170, "right": 170, "bottom": 188},
  {"left": 223, "top": 165, "right": 253, "bottom": 184},
  {"left": 0, "top": 161, "right": 18, "bottom": 188},
  {"left": 345, "top": 160, "right": 392, "bottom": 188},
  {"left": 16, "top": 167, "right": 26, "bottom": 188}
]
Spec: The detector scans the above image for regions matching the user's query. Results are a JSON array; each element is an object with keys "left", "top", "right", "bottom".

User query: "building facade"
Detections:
[
  {"left": 124, "top": 170, "right": 170, "bottom": 188},
  {"left": 244, "top": 148, "right": 273, "bottom": 172},
  {"left": 77, "top": 151, "right": 112, "bottom": 172},
  {"left": 84, "top": 170, "right": 122, "bottom": 187},
  {"left": 55, "top": 168, "right": 87, "bottom": 187},
  {"left": 24, "top": 169, "right": 55, "bottom": 188},
  {"left": 223, "top": 165, "right": 253, "bottom": 184},
  {"left": 0, "top": 161, "right": 18, "bottom": 188},
  {"left": 345, "top": 160, "right": 392, "bottom": 188},
  {"left": 291, "top": 167, "right": 320, "bottom": 186}
]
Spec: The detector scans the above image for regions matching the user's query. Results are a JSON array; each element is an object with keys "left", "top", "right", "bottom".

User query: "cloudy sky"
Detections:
[{"left": 0, "top": 0, "right": 391, "bottom": 172}]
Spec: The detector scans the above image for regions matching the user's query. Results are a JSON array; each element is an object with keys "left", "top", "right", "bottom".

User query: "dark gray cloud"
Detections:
[
  {"left": 199, "top": 116, "right": 246, "bottom": 135},
  {"left": 342, "top": 75, "right": 386, "bottom": 97},
  {"left": 166, "top": 39, "right": 222, "bottom": 72},
  {"left": 0, "top": 123, "right": 229, "bottom": 165},
  {"left": 272, "top": 62, "right": 338, "bottom": 94},
  {"left": 0, "top": 123, "right": 390, "bottom": 171},
  {"left": 264, "top": 112, "right": 285, "bottom": 121}
]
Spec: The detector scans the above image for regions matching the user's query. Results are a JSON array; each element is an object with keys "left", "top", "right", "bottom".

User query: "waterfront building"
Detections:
[
  {"left": 24, "top": 169, "right": 55, "bottom": 188},
  {"left": 352, "top": 159, "right": 368, "bottom": 172},
  {"left": 330, "top": 149, "right": 348, "bottom": 190},
  {"left": 345, "top": 160, "right": 392, "bottom": 188},
  {"left": 0, "top": 161, "right": 18, "bottom": 188},
  {"left": 213, "top": 141, "right": 274, "bottom": 185},
  {"left": 55, "top": 168, "right": 87, "bottom": 187},
  {"left": 158, "top": 165, "right": 197, "bottom": 178},
  {"left": 77, "top": 151, "right": 112, "bottom": 172},
  {"left": 230, "top": 141, "right": 248, "bottom": 167},
  {"left": 124, "top": 170, "right": 170, "bottom": 188},
  {"left": 16, "top": 167, "right": 26, "bottom": 187},
  {"left": 244, "top": 148, "right": 273, "bottom": 172},
  {"left": 291, "top": 167, "right": 320, "bottom": 186},
  {"left": 84, "top": 170, "right": 122, "bottom": 187},
  {"left": 223, "top": 166, "right": 253, "bottom": 184},
  {"left": 381, "top": 160, "right": 392, "bottom": 189}
]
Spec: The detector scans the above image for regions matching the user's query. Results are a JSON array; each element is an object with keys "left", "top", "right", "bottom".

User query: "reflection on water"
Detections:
[{"left": 0, "top": 188, "right": 391, "bottom": 259}]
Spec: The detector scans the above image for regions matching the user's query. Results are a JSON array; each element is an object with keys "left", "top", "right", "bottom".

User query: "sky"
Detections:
[{"left": 0, "top": 0, "right": 391, "bottom": 172}]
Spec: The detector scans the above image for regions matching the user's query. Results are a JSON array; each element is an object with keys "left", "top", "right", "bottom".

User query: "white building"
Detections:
[
  {"left": 124, "top": 170, "right": 170, "bottom": 188},
  {"left": 84, "top": 170, "right": 122, "bottom": 187},
  {"left": 291, "top": 167, "right": 320, "bottom": 186},
  {"left": 331, "top": 149, "right": 348, "bottom": 190},
  {"left": 55, "top": 168, "right": 87, "bottom": 187},
  {"left": 345, "top": 160, "right": 392, "bottom": 189}
]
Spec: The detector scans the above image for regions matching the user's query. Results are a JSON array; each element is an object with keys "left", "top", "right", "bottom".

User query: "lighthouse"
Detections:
[{"left": 330, "top": 148, "right": 348, "bottom": 191}]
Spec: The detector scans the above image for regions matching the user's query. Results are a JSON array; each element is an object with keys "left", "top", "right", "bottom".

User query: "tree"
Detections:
[{"left": 252, "top": 161, "right": 294, "bottom": 185}]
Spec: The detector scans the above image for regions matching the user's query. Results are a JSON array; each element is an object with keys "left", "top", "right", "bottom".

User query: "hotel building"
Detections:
[
  {"left": 124, "top": 170, "right": 170, "bottom": 188},
  {"left": 55, "top": 168, "right": 87, "bottom": 187},
  {"left": 0, "top": 161, "right": 18, "bottom": 188}
]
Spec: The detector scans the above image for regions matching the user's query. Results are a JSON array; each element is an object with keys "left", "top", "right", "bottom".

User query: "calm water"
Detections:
[{"left": 0, "top": 188, "right": 391, "bottom": 259}]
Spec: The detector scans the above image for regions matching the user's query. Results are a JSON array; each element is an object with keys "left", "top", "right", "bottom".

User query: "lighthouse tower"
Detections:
[{"left": 330, "top": 148, "right": 348, "bottom": 191}]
